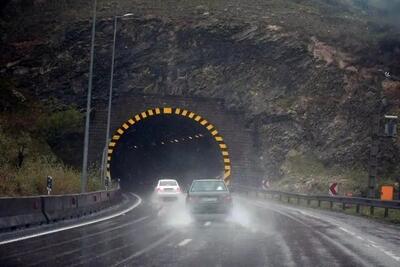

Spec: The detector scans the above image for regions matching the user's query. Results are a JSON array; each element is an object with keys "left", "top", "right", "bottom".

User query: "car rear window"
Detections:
[
  {"left": 190, "top": 180, "right": 227, "bottom": 192},
  {"left": 159, "top": 180, "right": 177, "bottom": 186}
]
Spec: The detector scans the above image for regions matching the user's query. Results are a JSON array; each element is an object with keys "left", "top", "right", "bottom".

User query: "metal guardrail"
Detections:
[{"left": 233, "top": 185, "right": 400, "bottom": 218}]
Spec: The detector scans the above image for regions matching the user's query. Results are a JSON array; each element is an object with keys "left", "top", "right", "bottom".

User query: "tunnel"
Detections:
[{"left": 109, "top": 111, "right": 226, "bottom": 193}]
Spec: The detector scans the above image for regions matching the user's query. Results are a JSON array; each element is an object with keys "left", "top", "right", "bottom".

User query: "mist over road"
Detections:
[{"left": 1, "top": 193, "right": 399, "bottom": 267}]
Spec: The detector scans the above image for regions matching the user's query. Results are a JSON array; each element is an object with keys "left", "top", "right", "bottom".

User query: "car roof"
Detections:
[
  {"left": 158, "top": 179, "right": 177, "bottom": 181},
  {"left": 192, "top": 179, "right": 224, "bottom": 182}
]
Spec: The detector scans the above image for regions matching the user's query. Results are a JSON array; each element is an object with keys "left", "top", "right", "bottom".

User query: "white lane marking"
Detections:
[
  {"left": 247, "top": 200, "right": 372, "bottom": 266},
  {"left": 382, "top": 251, "right": 400, "bottom": 262},
  {"left": 204, "top": 221, "right": 211, "bottom": 227},
  {"left": 339, "top": 227, "right": 353, "bottom": 235},
  {"left": 355, "top": 235, "right": 365, "bottom": 241},
  {"left": 0, "top": 193, "right": 142, "bottom": 245},
  {"left": 113, "top": 231, "right": 175, "bottom": 266},
  {"left": 245, "top": 197, "right": 400, "bottom": 263},
  {"left": 339, "top": 226, "right": 400, "bottom": 261},
  {"left": 178, "top": 238, "right": 192, "bottom": 247},
  {"left": 4, "top": 215, "right": 149, "bottom": 260}
]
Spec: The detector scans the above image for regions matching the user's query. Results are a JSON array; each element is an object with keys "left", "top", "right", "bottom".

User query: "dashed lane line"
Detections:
[
  {"left": 0, "top": 193, "right": 142, "bottom": 246},
  {"left": 338, "top": 227, "right": 400, "bottom": 262},
  {"left": 241, "top": 196, "right": 400, "bottom": 264},
  {"left": 178, "top": 238, "right": 192, "bottom": 247},
  {"left": 241, "top": 198, "right": 374, "bottom": 267},
  {"left": 112, "top": 231, "right": 176, "bottom": 267}
]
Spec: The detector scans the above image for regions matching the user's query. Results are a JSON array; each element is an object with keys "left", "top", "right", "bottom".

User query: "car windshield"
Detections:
[
  {"left": 190, "top": 180, "right": 227, "bottom": 192},
  {"left": 159, "top": 180, "right": 177, "bottom": 186}
]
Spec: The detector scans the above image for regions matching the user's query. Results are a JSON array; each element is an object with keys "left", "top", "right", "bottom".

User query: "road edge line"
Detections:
[{"left": 0, "top": 193, "right": 142, "bottom": 245}]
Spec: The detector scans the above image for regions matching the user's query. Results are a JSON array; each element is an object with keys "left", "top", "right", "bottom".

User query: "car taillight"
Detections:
[
  {"left": 157, "top": 187, "right": 163, "bottom": 192},
  {"left": 176, "top": 187, "right": 180, "bottom": 192},
  {"left": 223, "top": 195, "right": 232, "bottom": 203}
]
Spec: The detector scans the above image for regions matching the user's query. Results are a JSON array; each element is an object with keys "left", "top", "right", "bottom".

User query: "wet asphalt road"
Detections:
[{"left": 1, "top": 193, "right": 399, "bottom": 267}]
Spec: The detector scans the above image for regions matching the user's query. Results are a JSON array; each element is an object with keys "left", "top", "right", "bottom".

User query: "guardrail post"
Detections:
[
  {"left": 330, "top": 201, "right": 333, "bottom": 209},
  {"left": 297, "top": 197, "right": 300, "bottom": 205},
  {"left": 356, "top": 204, "right": 360, "bottom": 213},
  {"left": 370, "top": 206, "right": 374, "bottom": 216},
  {"left": 384, "top": 208, "right": 389, "bottom": 218},
  {"left": 307, "top": 199, "right": 310, "bottom": 206},
  {"left": 342, "top": 202, "right": 346, "bottom": 210},
  {"left": 287, "top": 196, "right": 290, "bottom": 203},
  {"left": 318, "top": 200, "right": 321, "bottom": 207}
]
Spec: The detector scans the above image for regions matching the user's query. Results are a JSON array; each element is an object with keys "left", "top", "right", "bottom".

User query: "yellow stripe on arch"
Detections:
[
  {"left": 107, "top": 107, "right": 232, "bottom": 184},
  {"left": 163, "top": 107, "right": 172, "bottom": 114}
]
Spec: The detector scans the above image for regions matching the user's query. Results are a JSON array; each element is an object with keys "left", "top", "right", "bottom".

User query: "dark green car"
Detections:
[{"left": 186, "top": 179, "right": 233, "bottom": 214}]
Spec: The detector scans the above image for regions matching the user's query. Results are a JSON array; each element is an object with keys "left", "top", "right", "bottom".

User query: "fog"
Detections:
[
  {"left": 350, "top": 0, "right": 400, "bottom": 27},
  {"left": 150, "top": 192, "right": 271, "bottom": 234}
]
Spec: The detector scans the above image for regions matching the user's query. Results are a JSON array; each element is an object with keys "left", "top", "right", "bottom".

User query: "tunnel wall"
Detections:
[{"left": 88, "top": 94, "right": 261, "bottom": 184}]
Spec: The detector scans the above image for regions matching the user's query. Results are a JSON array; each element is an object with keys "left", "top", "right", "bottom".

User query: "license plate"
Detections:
[{"left": 202, "top": 197, "right": 217, "bottom": 202}]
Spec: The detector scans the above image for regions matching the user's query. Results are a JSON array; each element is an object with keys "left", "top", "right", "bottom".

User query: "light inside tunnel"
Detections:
[{"left": 109, "top": 112, "right": 226, "bottom": 192}]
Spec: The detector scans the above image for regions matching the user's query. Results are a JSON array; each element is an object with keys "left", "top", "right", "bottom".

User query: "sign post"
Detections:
[
  {"left": 46, "top": 176, "right": 53, "bottom": 195},
  {"left": 105, "top": 178, "right": 109, "bottom": 191}
]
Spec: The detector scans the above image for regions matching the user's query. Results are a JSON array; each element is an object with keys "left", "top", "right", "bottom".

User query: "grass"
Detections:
[
  {"left": 0, "top": 80, "right": 101, "bottom": 197},
  {"left": 0, "top": 156, "right": 102, "bottom": 197},
  {"left": 275, "top": 152, "right": 400, "bottom": 199}
]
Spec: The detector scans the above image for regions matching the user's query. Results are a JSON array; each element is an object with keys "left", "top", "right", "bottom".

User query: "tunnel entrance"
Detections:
[{"left": 108, "top": 108, "right": 231, "bottom": 193}]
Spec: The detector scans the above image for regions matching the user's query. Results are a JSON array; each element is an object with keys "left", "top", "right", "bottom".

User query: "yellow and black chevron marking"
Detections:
[{"left": 106, "top": 107, "right": 231, "bottom": 184}]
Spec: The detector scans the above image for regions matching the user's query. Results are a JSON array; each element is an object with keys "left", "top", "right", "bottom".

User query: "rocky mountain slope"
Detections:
[{"left": 1, "top": 0, "right": 400, "bottom": 193}]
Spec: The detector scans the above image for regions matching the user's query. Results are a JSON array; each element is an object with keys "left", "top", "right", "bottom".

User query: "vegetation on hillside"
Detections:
[
  {"left": 1, "top": 0, "right": 399, "bottom": 195},
  {"left": 0, "top": 78, "right": 101, "bottom": 196},
  {"left": 273, "top": 151, "right": 398, "bottom": 197}
]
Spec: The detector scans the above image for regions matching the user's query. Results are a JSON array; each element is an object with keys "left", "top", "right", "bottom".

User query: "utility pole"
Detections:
[
  {"left": 368, "top": 96, "right": 398, "bottom": 198},
  {"left": 100, "top": 13, "right": 134, "bottom": 187},
  {"left": 100, "top": 15, "right": 117, "bottom": 187},
  {"left": 81, "top": 0, "right": 97, "bottom": 193},
  {"left": 368, "top": 114, "right": 380, "bottom": 198}
]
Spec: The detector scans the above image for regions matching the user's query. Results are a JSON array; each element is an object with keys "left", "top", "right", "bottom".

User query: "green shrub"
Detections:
[
  {"left": 0, "top": 156, "right": 102, "bottom": 197},
  {"left": 38, "top": 106, "right": 83, "bottom": 145}
]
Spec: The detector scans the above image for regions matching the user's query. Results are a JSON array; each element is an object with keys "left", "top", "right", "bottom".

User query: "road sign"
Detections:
[
  {"left": 329, "top": 182, "right": 338, "bottom": 196},
  {"left": 262, "top": 179, "right": 270, "bottom": 190}
]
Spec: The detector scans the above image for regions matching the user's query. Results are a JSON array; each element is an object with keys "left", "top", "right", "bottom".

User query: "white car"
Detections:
[{"left": 155, "top": 179, "right": 181, "bottom": 200}]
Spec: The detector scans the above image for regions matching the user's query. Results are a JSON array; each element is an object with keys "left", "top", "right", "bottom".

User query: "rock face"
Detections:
[{"left": 1, "top": 0, "right": 400, "bottom": 182}]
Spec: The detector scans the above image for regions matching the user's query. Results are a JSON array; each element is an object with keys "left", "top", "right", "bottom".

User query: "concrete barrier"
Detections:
[
  {"left": 0, "top": 196, "right": 47, "bottom": 231},
  {"left": 77, "top": 191, "right": 104, "bottom": 215},
  {"left": 42, "top": 194, "right": 79, "bottom": 222},
  {"left": 0, "top": 189, "right": 121, "bottom": 232}
]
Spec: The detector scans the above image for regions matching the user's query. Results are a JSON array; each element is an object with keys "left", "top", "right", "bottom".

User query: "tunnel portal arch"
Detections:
[{"left": 106, "top": 107, "right": 231, "bottom": 184}]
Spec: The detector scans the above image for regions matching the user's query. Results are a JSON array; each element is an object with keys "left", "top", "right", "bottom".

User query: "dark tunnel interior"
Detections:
[{"left": 110, "top": 114, "right": 225, "bottom": 193}]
